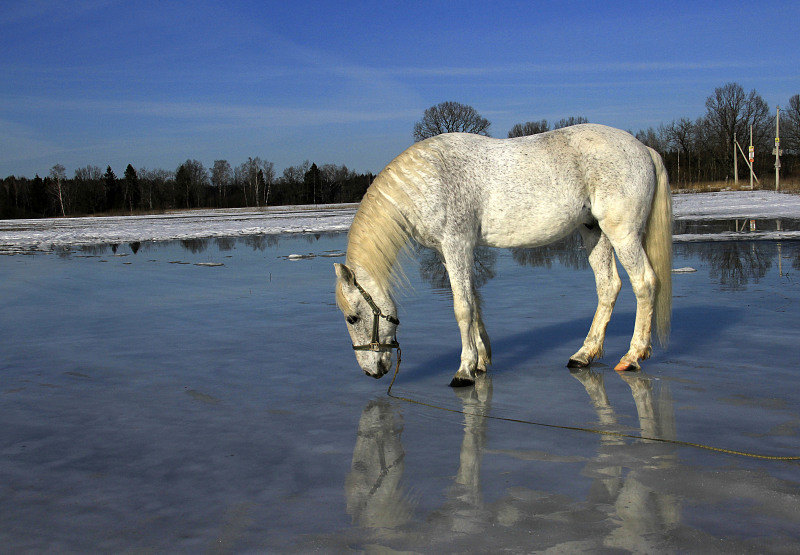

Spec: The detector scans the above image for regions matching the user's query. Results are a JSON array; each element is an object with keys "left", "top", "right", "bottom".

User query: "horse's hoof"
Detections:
[
  {"left": 614, "top": 361, "right": 637, "bottom": 372},
  {"left": 567, "top": 358, "right": 589, "bottom": 368},
  {"left": 449, "top": 376, "right": 475, "bottom": 388}
]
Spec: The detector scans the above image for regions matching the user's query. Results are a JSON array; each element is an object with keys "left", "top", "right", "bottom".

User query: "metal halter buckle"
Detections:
[{"left": 350, "top": 278, "right": 400, "bottom": 352}]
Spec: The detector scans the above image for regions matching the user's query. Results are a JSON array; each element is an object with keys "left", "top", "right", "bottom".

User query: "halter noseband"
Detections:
[{"left": 351, "top": 278, "right": 400, "bottom": 353}]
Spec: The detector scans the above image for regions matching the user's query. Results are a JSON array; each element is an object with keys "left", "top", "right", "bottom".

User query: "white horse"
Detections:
[{"left": 335, "top": 124, "right": 672, "bottom": 387}]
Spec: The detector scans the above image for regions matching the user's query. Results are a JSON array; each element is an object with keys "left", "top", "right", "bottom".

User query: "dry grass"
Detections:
[{"left": 672, "top": 178, "right": 800, "bottom": 195}]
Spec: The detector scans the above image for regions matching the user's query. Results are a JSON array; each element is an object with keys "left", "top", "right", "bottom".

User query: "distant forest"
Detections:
[
  {"left": 2, "top": 82, "right": 798, "bottom": 220},
  {"left": 0, "top": 159, "right": 373, "bottom": 219}
]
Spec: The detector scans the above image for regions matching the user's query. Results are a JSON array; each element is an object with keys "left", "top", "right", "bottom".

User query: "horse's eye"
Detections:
[{"left": 346, "top": 315, "right": 360, "bottom": 325}]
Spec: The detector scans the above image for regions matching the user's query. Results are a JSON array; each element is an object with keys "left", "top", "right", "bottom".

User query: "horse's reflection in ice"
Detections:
[
  {"left": 571, "top": 368, "right": 679, "bottom": 551},
  {"left": 431, "top": 376, "right": 492, "bottom": 534},
  {"left": 345, "top": 371, "right": 679, "bottom": 550},
  {"left": 344, "top": 400, "right": 414, "bottom": 535}
]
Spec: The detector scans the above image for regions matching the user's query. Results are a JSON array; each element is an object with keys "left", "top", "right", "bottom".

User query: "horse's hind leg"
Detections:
[
  {"left": 473, "top": 301, "right": 491, "bottom": 372},
  {"left": 442, "top": 240, "right": 481, "bottom": 387},
  {"left": 568, "top": 228, "right": 621, "bottom": 368},
  {"left": 604, "top": 228, "right": 657, "bottom": 371}
]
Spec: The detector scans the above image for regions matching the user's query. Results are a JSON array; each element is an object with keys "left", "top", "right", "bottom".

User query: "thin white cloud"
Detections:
[{"left": 337, "top": 60, "right": 762, "bottom": 79}]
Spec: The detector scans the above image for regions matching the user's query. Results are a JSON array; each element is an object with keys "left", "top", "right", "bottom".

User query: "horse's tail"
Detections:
[{"left": 645, "top": 147, "right": 672, "bottom": 348}]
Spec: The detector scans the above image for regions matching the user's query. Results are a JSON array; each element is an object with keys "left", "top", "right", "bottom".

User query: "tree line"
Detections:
[
  {"left": 413, "top": 84, "right": 800, "bottom": 187},
  {"left": 2, "top": 81, "right": 798, "bottom": 219},
  {"left": 0, "top": 158, "right": 373, "bottom": 219},
  {"left": 631, "top": 84, "right": 799, "bottom": 186}
]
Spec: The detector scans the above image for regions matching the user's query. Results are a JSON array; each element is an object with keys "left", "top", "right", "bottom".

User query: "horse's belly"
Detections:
[{"left": 480, "top": 205, "right": 585, "bottom": 248}]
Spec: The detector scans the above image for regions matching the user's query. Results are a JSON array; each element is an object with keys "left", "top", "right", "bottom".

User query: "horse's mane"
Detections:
[{"left": 337, "top": 145, "right": 432, "bottom": 310}]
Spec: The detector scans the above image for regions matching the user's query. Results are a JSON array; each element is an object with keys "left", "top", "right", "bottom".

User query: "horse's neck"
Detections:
[{"left": 345, "top": 186, "right": 410, "bottom": 296}]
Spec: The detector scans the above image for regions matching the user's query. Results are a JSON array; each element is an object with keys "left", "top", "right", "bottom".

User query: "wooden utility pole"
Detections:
[
  {"left": 775, "top": 110, "right": 780, "bottom": 190},
  {"left": 735, "top": 138, "right": 760, "bottom": 186},
  {"left": 749, "top": 125, "right": 754, "bottom": 190},
  {"left": 733, "top": 136, "right": 738, "bottom": 185}
]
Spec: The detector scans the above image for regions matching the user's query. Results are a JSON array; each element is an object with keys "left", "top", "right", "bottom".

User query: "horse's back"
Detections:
[{"left": 384, "top": 125, "right": 657, "bottom": 248}]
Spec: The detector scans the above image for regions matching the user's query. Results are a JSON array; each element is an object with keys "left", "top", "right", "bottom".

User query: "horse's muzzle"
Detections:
[{"left": 365, "top": 360, "right": 391, "bottom": 379}]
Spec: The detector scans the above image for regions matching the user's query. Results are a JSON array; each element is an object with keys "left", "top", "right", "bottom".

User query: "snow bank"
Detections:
[
  {"left": 673, "top": 190, "right": 800, "bottom": 220},
  {"left": 0, "top": 204, "right": 358, "bottom": 252},
  {"left": 1, "top": 192, "right": 800, "bottom": 253}
]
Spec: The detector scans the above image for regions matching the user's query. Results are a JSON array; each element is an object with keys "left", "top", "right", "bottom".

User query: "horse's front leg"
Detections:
[{"left": 443, "top": 242, "right": 480, "bottom": 387}]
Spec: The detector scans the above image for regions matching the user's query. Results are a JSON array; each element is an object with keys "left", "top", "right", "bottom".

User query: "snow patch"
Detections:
[{"left": 2, "top": 192, "right": 800, "bottom": 253}]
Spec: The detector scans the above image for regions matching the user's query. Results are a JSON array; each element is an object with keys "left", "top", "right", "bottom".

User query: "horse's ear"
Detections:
[{"left": 334, "top": 263, "right": 356, "bottom": 286}]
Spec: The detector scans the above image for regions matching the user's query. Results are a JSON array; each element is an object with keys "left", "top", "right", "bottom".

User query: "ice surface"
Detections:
[
  {"left": 1, "top": 233, "right": 799, "bottom": 551},
  {"left": 3, "top": 191, "right": 800, "bottom": 253}
]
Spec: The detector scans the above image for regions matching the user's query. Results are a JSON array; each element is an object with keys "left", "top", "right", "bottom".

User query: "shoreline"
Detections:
[{"left": 2, "top": 191, "right": 800, "bottom": 252}]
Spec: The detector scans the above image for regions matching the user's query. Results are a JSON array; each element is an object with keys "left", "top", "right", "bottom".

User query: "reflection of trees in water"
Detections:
[
  {"left": 788, "top": 242, "right": 800, "bottom": 272},
  {"left": 417, "top": 245, "right": 497, "bottom": 291},
  {"left": 173, "top": 234, "right": 286, "bottom": 252},
  {"left": 416, "top": 231, "right": 588, "bottom": 292},
  {"left": 54, "top": 245, "right": 73, "bottom": 258},
  {"left": 79, "top": 244, "right": 109, "bottom": 255},
  {"left": 241, "top": 234, "right": 281, "bottom": 251},
  {"left": 129, "top": 241, "right": 141, "bottom": 254},
  {"left": 180, "top": 238, "right": 209, "bottom": 253},
  {"left": 675, "top": 218, "right": 800, "bottom": 236},
  {"left": 680, "top": 242, "right": 773, "bottom": 290},
  {"left": 242, "top": 235, "right": 267, "bottom": 251},
  {"left": 510, "top": 231, "right": 589, "bottom": 270},
  {"left": 214, "top": 237, "right": 236, "bottom": 251}
]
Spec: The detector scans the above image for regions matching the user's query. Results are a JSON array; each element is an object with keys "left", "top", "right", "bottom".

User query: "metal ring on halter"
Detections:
[{"left": 350, "top": 278, "right": 400, "bottom": 353}]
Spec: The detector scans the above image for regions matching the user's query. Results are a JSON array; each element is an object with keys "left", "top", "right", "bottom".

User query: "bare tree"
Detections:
[
  {"left": 211, "top": 160, "right": 232, "bottom": 206},
  {"left": 634, "top": 126, "right": 669, "bottom": 151},
  {"left": 413, "top": 101, "right": 491, "bottom": 141},
  {"left": 664, "top": 118, "right": 696, "bottom": 155},
  {"left": 704, "top": 82, "right": 771, "bottom": 169},
  {"left": 261, "top": 161, "right": 275, "bottom": 206},
  {"left": 282, "top": 160, "right": 310, "bottom": 184},
  {"left": 48, "top": 164, "right": 67, "bottom": 216},
  {"left": 507, "top": 120, "right": 550, "bottom": 138},
  {"left": 74, "top": 165, "right": 105, "bottom": 213},
  {"left": 176, "top": 159, "right": 208, "bottom": 208},
  {"left": 234, "top": 158, "right": 274, "bottom": 207},
  {"left": 553, "top": 116, "right": 589, "bottom": 129},
  {"left": 663, "top": 118, "right": 699, "bottom": 184},
  {"left": 137, "top": 167, "right": 165, "bottom": 211},
  {"left": 785, "top": 94, "right": 800, "bottom": 155},
  {"left": 320, "top": 163, "right": 353, "bottom": 203},
  {"left": 236, "top": 158, "right": 259, "bottom": 206}
]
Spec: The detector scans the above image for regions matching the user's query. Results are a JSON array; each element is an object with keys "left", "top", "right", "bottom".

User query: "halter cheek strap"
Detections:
[{"left": 350, "top": 278, "right": 400, "bottom": 353}]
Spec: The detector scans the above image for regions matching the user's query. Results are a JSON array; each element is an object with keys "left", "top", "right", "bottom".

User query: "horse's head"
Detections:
[{"left": 334, "top": 263, "right": 399, "bottom": 379}]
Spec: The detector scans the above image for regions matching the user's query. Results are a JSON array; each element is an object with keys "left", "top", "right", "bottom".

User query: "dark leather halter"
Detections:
[{"left": 350, "top": 278, "right": 400, "bottom": 353}]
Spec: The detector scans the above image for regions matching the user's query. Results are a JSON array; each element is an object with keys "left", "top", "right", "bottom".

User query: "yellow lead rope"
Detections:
[{"left": 385, "top": 350, "right": 800, "bottom": 462}]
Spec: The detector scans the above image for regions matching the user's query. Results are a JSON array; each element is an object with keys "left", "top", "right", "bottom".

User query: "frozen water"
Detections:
[
  {"left": 3, "top": 191, "right": 800, "bottom": 253},
  {"left": 1, "top": 231, "right": 799, "bottom": 551}
]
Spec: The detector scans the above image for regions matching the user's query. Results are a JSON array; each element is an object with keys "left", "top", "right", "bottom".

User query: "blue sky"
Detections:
[{"left": 1, "top": 0, "right": 798, "bottom": 178}]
